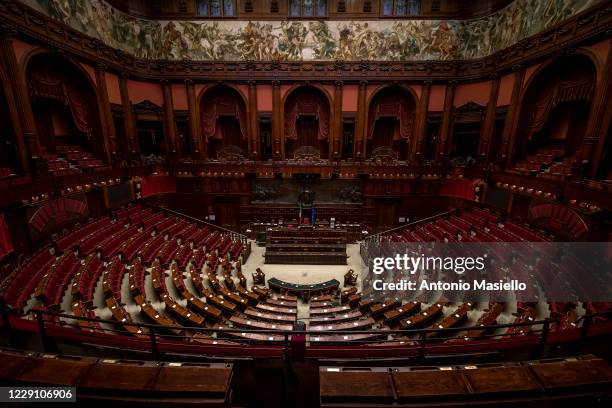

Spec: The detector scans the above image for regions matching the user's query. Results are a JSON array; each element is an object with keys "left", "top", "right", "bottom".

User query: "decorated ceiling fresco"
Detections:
[{"left": 25, "top": 0, "right": 601, "bottom": 61}]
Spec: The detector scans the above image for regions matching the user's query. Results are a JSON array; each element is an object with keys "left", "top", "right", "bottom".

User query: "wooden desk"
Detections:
[
  {"left": 229, "top": 316, "right": 294, "bottom": 331},
  {"left": 236, "top": 285, "right": 260, "bottom": 304},
  {"left": 400, "top": 302, "right": 447, "bottom": 329},
  {"left": 383, "top": 301, "right": 421, "bottom": 327},
  {"left": 463, "top": 366, "right": 541, "bottom": 395},
  {"left": 309, "top": 305, "right": 352, "bottom": 316},
  {"left": 311, "top": 294, "right": 334, "bottom": 302},
  {"left": 215, "top": 324, "right": 287, "bottom": 342},
  {"left": 244, "top": 307, "right": 297, "bottom": 324},
  {"left": 217, "top": 287, "right": 249, "bottom": 309},
  {"left": 308, "top": 310, "right": 363, "bottom": 325},
  {"left": 310, "top": 317, "right": 375, "bottom": 332},
  {"left": 427, "top": 302, "right": 473, "bottom": 339},
  {"left": 319, "top": 370, "right": 395, "bottom": 404},
  {"left": 255, "top": 302, "right": 297, "bottom": 315},
  {"left": 340, "top": 287, "right": 358, "bottom": 303},
  {"left": 466, "top": 302, "right": 504, "bottom": 338},
  {"left": 201, "top": 288, "right": 238, "bottom": 314},
  {"left": 310, "top": 301, "right": 335, "bottom": 309},
  {"left": 251, "top": 285, "right": 269, "bottom": 299},
  {"left": 530, "top": 358, "right": 612, "bottom": 390},
  {"left": 309, "top": 332, "right": 386, "bottom": 344},
  {"left": 392, "top": 370, "right": 469, "bottom": 400},
  {"left": 266, "top": 298, "right": 297, "bottom": 308},
  {"left": 369, "top": 301, "right": 401, "bottom": 318}
]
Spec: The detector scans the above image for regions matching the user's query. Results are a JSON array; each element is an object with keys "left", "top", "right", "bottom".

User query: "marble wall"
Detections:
[{"left": 24, "top": 0, "right": 601, "bottom": 61}]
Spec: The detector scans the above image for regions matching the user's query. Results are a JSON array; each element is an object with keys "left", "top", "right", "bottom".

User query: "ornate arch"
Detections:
[
  {"left": 282, "top": 85, "right": 332, "bottom": 144},
  {"left": 365, "top": 84, "right": 419, "bottom": 145},
  {"left": 197, "top": 84, "right": 248, "bottom": 141}
]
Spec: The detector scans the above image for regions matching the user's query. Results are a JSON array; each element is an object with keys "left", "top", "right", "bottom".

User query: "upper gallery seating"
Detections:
[
  {"left": 512, "top": 148, "right": 576, "bottom": 180},
  {"left": 42, "top": 145, "right": 108, "bottom": 177}
]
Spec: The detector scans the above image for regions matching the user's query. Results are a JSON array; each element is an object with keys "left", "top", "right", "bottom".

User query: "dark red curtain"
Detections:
[
  {"left": 527, "top": 78, "right": 594, "bottom": 137},
  {"left": 0, "top": 214, "right": 13, "bottom": 259},
  {"left": 440, "top": 179, "right": 477, "bottom": 201},
  {"left": 368, "top": 91, "right": 414, "bottom": 141},
  {"left": 28, "top": 64, "right": 92, "bottom": 135},
  {"left": 202, "top": 93, "right": 247, "bottom": 140},
  {"left": 284, "top": 90, "right": 329, "bottom": 141},
  {"left": 140, "top": 176, "right": 177, "bottom": 198}
]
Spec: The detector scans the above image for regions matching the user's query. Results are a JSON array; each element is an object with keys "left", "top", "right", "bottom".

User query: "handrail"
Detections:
[
  {"left": 145, "top": 204, "right": 247, "bottom": 239},
  {"left": 17, "top": 307, "right": 611, "bottom": 338},
  {"left": 2, "top": 304, "right": 611, "bottom": 361},
  {"left": 364, "top": 210, "right": 457, "bottom": 241}
]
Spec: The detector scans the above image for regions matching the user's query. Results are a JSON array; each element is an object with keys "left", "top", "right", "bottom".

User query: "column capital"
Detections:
[
  {"left": 334, "top": 80, "right": 344, "bottom": 88},
  {"left": 272, "top": 80, "right": 281, "bottom": 88},
  {"left": 184, "top": 78, "right": 194, "bottom": 86},
  {"left": 423, "top": 80, "right": 433, "bottom": 86},
  {"left": 95, "top": 63, "right": 107, "bottom": 72},
  {"left": 247, "top": 80, "right": 257, "bottom": 87},
  {"left": 359, "top": 80, "right": 368, "bottom": 87}
]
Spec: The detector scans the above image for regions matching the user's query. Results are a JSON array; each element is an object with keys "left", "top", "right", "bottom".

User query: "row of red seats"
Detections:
[
  {"left": 128, "top": 261, "right": 146, "bottom": 296},
  {"left": 157, "top": 239, "right": 179, "bottom": 266},
  {"left": 36, "top": 252, "right": 80, "bottom": 309},
  {"left": 0, "top": 249, "right": 54, "bottom": 311},
  {"left": 98, "top": 225, "right": 140, "bottom": 259},
  {"left": 78, "top": 221, "right": 125, "bottom": 255},
  {"left": 71, "top": 255, "right": 103, "bottom": 305},
  {"left": 56, "top": 218, "right": 110, "bottom": 251},
  {"left": 102, "top": 257, "right": 125, "bottom": 301},
  {"left": 175, "top": 245, "right": 193, "bottom": 270},
  {"left": 30, "top": 198, "right": 89, "bottom": 234}
]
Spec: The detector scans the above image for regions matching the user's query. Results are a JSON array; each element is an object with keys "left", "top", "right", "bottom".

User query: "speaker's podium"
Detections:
[{"left": 264, "top": 226, "right": 348, "bottom": 265}]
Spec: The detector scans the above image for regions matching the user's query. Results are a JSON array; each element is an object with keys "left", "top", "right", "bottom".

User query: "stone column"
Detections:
[
  {"left": 119, "top": 72, "right": 138, "bottom": 157},
  {"left": 479, "top": 75, "right": 500, "bottom": 162},
  {"left": 331, "top": 80, "right": 343, "bottom": 160},
  {"left": 94, "top": 64, "right": 115, "bottom": 164},
  {"left": 161, "top": 80, "right": 179, "bottom": 157},
  {"left": 412, "top": 80, "right": 431, "bottom": 161},
  {"left": 354, "top": 80, "right": 368, "bottom": 160},
  {"left": 271, "top": 80, "right": 282, "bottom": 159},
  {"left": 247, "top": 80, "right": 259, "bottom": 159},
  {"left": 500, "top": 65, "right": 525, "bottom": 167},
  {"left": 0, "top": 26, "right": 41, "bottom": 162},
  {"left": 584, "top": 50, "right": 612, "bottom": 177},
  {"left": 185, "top": 79, "right": 203, "bottom": 158},
  {"left": 437, "top": 81, "right": 456, "bottom": 161}
]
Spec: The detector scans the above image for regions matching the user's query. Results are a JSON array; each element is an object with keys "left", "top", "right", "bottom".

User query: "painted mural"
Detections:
[{"left": 23, "top": 0, "right": 601, "bottom": 61}]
